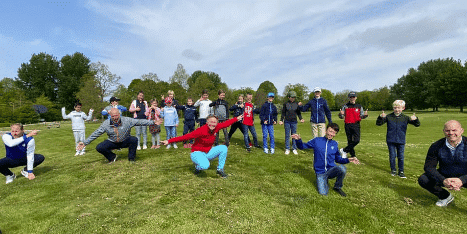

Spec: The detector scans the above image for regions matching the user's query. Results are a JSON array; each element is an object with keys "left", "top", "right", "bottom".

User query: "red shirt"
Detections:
[
  {"left": 243, "top": 102, "right": 254, "bottom": 126},
  {"left": 168, "top": 118, "right": 238, "bottom": 153}
]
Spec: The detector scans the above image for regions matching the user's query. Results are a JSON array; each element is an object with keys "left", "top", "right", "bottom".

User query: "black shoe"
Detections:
[
  {"left": 109, "top": 155, "right": 118, "bottom": 164},
  {"left": 129, "top": 159, "right": 136, "bottom": 163},
  {"left": 194, "top": 169, "right": 201, "bottom": 175},
  {"left": 246, "top": 147, "right": 251, "bottom": 152},
  {"left": 216, "top": 169, "right": 228, "bottom": 178},
  {"left": 391, "top": 170, "right": 397, "bottom": 176},
  {"left": 333, "top": 188, "right": 347, "bottom": 197},
  {"left": 398, "top": 172, "right": 406, "bottom": 179},
  {"left": 254, "top": 144, "right": 261, "bottom": 148}
]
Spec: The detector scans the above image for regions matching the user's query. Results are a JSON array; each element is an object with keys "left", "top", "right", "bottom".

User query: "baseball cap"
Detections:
[
  {"left": 348, "top": 92, "right": 357, "bottom": 98},
  {"left": 313, "top": 87, "right": 322, "bottom": 92},
  {"left": 288, "top": 91, "right": 297, "bottom": 98},
  {"left": 268, "top": 92, "right": 275, "bottom": 97},
  {"left": 109, "top": 97, "right": 120, "bottom": 103}
]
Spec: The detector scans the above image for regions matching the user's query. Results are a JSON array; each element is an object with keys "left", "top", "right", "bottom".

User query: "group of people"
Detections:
[{"left": 1, "top": 88, "right": 466, "bottom": 207}]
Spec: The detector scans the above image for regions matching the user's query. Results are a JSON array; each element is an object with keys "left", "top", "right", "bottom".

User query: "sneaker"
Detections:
[
  {"left": 74, "top": 151, "right": 80, "bottom": 156},
  {"left": 109, "top": 155, "right": 118, "bottom": 164},
  {"left": 129, "top": 159, "right": 136, "bottom": 163},
  {"left": 436, "top": 194, "right": 454, "bottom": 207},
  {"left": 246, "top": 147, "right": 251, "bottom": 152},
  {"left": 285, "top": 149, "right": 290, "bottom": 155},
  {"left": 137, "top": 145, "right": 141, "bottom": 150},
  {"left": 249, "top": 142, "right": 253, "bottom": 147},
  {"left": 333, "top": 188, "right": 347, "bottom": 197},
  {"left": 254, "top": 144, "right": 261, "bottom": 149},
  {"left": 292, "top": 149, "right": 298, "bottom": 155},
  {"left": 166, "top": 144, "right": 172, "bottom": 149},
  {"left": 264, "top": 148, "right": 269, "bottom": 154},
  {"left": 5, "top": 173, "right": 16, "bottom": 184},
  {"left": 391, "top": 170, "right": 397, "bottom": 176},
  {"left": 270, "top": 148, "right": 275, "bottom": 154},
  {"left": 173, "top": 144, "right": 178, "bottom": 149},
  {"left": 339, "top": 148, "right": 347, "bottom": 158},
  {"left": 216, "top": 169, "right": 228, "bottom": 178},
  {"left": 398, "top": 172, "right": 407, "bottom": 179},
  {"left": 21, "top": 169, "right": 28, "bottom": 178},
  {"left": 194, "top": 168, "right": 201, "bottom": 175},
  {"left": 79, "top": 151, "right": 85, "bottom": 156},
  {"left": 142, "top": 145, "right": 148, "bottom": 150}
]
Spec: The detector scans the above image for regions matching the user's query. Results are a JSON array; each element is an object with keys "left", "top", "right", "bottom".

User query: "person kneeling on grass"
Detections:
[
  {"left": 292, "top": 123, "right": 360, "bottom": 196},
  {"left": 1, "top": 124, "right": 45, "bottom": 184},
  {"left": 161, "top": 114, "right": 243, "bottom": 178}
]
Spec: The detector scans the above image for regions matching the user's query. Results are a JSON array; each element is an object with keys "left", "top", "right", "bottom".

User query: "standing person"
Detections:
[
  {"left": 177, "top": 98, "right": 198, "bottom": 148},
  {"left": 418, "top": 120, "right": 467, "bottom": 207},
  {"left": 228, "top": 94, "right": 250, "bottom": 143},
  {"left": 259, "top": 92, "right": 278, "bottom": 154},
  {"left": 160, "top": 90, "right": 179, "bottom": 108},
  {"left": 161, "top": 115, "right": 243, "bottom": 178},
  {"left": 62, "top": 102, "right": 94, "bottom": 156},
  {"left": 129, "top": 91, "right": 149, "bottom": 150},
  {"left": 146, "top": 99, "right": 162, "bottom": 149},
  {"left": 210, "top": 90, "right": 230, "bottom": 146},
  {"left": 376, "top": 100, "right": 420, "bottom": 178},
  {"left": 102, "top": 97, "right": 127, "bottom": 119},
  {"left": 160, "top": 97, "right": 179, "bottom": 149},
  {"left": 194, "top": 89, "right": 213, "bottom": 127},
  {"left": 279, "top": 91, "right": 305, "bottom": 155},
  {"left": 300, "top": 87, "right": 332, "bottom": 138},
  {"left": 292, "top": 123, "right": 360, "bottom": 196},
  {"left": 1, "top": 124, "right": 45, "bottom": 184},
  {"left": 77, "top": 108, "right": 161, "bottom": 163},
  {"left": 242, "top": 93, "right": 260, "bottom": 152},
  {"left": 338, "top": 91, "right": 368, "bottom": 158}
]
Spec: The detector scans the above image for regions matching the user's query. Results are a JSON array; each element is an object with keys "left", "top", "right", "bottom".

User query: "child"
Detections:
[
  {"left": 242, "top": 93, "right": 260, "bottom": 152},
  {"left": 102, "top": 97, "right": 127, "bottom": 119},
  {"left": 194, "top": 89, "right": 213, "bottom": 127},
  {"left": 129, "top": 91, "right": 149, "bottom": 150},
  {"left": 293, "top": 123, "right": 360, "bottom": 196},
  {"left": 300, "top": 87, "right": 332, "bottom": 138},
  {"left": 177, "top": 98, "right": 198, "bottom": 148},
  {"left": 338, "top": 91, "right": 368, "bottom": 158},
  {"left": 259, "top": 93, "right": 278, "bottom": 154},
  {"left": 279, "top": 91, "right": 305, "bottom": 155},
  {"left": 146, "top": 99, "right": 162, "bottom": 149},
  {"left": 161, "top": 90, "right": 179, "bottom": 108},
  {"left": 376, "top": 100, "right": 420, "bottom": 178},
  {"left": 160, "top": 97, "right": 179, "bottom": 149},
  {"left": 209, "top": 90, "right": 230, "bottom": 146},
  {"left": 62, "top": 102, "right": 94, "bottom": 156}
]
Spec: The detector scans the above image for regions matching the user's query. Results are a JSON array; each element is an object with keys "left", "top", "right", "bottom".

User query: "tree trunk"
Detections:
[{"left": 461, "top": 106, "right": 464, "bottom": 112}]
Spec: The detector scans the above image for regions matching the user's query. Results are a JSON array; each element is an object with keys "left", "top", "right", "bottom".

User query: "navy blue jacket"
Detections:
[
  {"left": 301, "top": 97, "right": 332, "bottom": 124},
  {"left": 177, "top": 105, "right": 198, "bottom": 122},
  {"left": 259, "top": 101, "right": 278, "bottom": 125},
  {"left": 376, "top": 113, "right": 420, "bottom": 144},
  {"left": 230, "top": 102, "right": 244, "bottom": 117}
]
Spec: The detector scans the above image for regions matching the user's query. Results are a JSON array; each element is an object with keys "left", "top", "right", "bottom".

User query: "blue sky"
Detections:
[{"left": 1, "top": 0, "right": 466, "bottom": 95}]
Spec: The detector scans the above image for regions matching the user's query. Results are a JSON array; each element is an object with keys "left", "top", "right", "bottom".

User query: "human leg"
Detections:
[
  {"left": 418, "top": 173, "right": 451, "bottom": 200},
  {"left": 134, "top": 125, "right": 142, "bottom": 146},
  {"left": 205, "top": 145, "right": 228, "bottom": 170},
  {"left": 248, "top": 125, "right": 259, "bottom": 147},
  {"left": 242, "top": 124, "right": 250, "bottom": 148},
  {"left": 262, "top": 124, "right": 269, "bottom": 149},
  {"left": 96, "top": 140, "right": 120, "bottom": 162},
  {"left": 396, "top": 143, "right": 405, "bottom": 173},
  {"left": 0, "top": 157, "right": 21, "bottom": 176},
  {"left": 311, "top": 123, "right": 319, "bottom": 139},
  {"left": 387, "top": 142, "right": 397, "bottom": 173},
  {"left": 344, "top": 123, "right": 360, "bottom": 157},
  {"left": 268, "top": 124, "right": 275, "bottom": 151},
  {"left": 284, "top": 122, "right": 291, "bottom": 150},
  {"left": 327, "top": 165, "right": 347, "bottom": 190},
  {"left": 317, "top": 123, "right": 326, "bottom": 138},
  {"left": 142, "top": 125, "right": 148, "bottom": 147},
  {"left": 190, "top": 151, "right": 210, "bottom": 170},
  {"left": 290, "top": 122, "right": 297, "bottom": 150},
  {"left": 121, "top": 136, "right": 138, "bottom": 161}
]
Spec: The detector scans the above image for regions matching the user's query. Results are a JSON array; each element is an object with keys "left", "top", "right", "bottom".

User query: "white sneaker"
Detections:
[
  {"left": 74, "top": 151, "right": 80, "bottom": 156},
  {"left": 137, "top": 145, "right": 141, "bottom": 150},
  {"left": 436, "top": 194, "right": 454, "bottom": 207},
  {"left": 6, "top": 173, "right": 16, "bottom": 184},
  {"left": 264, "top": 148, "right": 269, "bottom": 154},
  {"left": 173, "top": 143, "right": 178, "bottom": 149},
  {"left": 166, "top": 144, "right": 172, "bottom": 149},
  {"left": 142, "top": 145, "right": 148, "bottom": 150},
  {"left": 285, "top": 149, "right": 290, "bottom": 155},
  {"left": 21, "top": 169, "right": 28, "bottom": 178},
  {"left": 270, "top": 148, "right": 275, "bottom": 154},
  {"left": 293, "top": 149, "right": 298, "bottom": 155},
  {"left": 340, "top": 148, "right": 347, "bottom": 158},
  {"left": 79, "top": 151, "right": 85, "bottom": 155}
]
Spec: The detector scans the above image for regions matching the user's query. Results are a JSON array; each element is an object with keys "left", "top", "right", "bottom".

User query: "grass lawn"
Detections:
[{"left": 1, "top": 111, "right": 467, "bottom": 233}]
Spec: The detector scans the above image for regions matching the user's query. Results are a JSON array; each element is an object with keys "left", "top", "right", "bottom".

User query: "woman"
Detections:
[
  {"left": 129, "top": 91, "right": 149, "bottom": 150},
  {"left": 161, "top": 114, "right": 243, "bottom": 178}
]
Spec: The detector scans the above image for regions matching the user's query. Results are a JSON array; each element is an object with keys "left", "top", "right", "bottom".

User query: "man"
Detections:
[
  {"left": 101, "top": 97, "right": 127, "bottom": 119},
  {"left": 77, "top": 108, "right": 161, "bottom": 163},
  {"left": 1, "top": 124, "right": 45, "bottom": 184},
  {"left": 292, "top": 123, "right": 360, "bottom": 197},
  {"left": 418, "top": 120, "right": 467, "bottom": 207},
  {"left": 299, "top": 87, "right": 332, "bottom": 138}
]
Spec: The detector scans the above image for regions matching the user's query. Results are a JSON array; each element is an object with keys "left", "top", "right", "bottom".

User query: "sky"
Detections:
[{"left": 1, "top": 0, "right": 466, "bottom": 95}]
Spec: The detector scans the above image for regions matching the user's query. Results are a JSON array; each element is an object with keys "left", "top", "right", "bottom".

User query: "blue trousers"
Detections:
[
  {"left": 316, "top": 165, "right": 347, "bottom": 195},
  {"left": 190, "top": 145, "right": 228, "bottom": 170},
  {"left": 284, "top": 121, "right": 297, "bottom": 150},
  {"left": 165, "top": 126, "right": 177, "bottom": 140},
  {"left": 241, "top": 124, "right": 258, "bottom": 148},
  {"left": 96, "top": 136, "right": 138, "bottom": 161},
  {"left": 261, "top": 124, "right": 275, "bottom": 149},
  {"left": 134, "top": 125, "right": 147, "bottom": 146},
  {"left": 387, "top": 142, "right": 405, "bottom": 172},
  {"left": 183, "top": 120, "right": 196, "bottom": 143}
]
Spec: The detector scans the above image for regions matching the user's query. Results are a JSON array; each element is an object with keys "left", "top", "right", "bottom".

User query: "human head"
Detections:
[
  {"left": 187, "top": 98, "right": 193, "bottom": 106},
  {"left": 267, "top": 92, "right": 275, "bottom": 102},
  {"left": 313, "top": 87, "right": 322, "bottom": 98},
  {"left": 348, "top": 91, "right": 357, "bottom": 103},
  {"left": 109, "top": 108, "right": 121, "bottom": 122},
  {"left": 287, "top": 91, "right": 297, "bottom": 102},
  {"left": 201, "top": 89, "right": 209, "bottom": 100},
  {"left": 164, "top": 97, "right": 173, "bottom": 106},
  {"left": 167, "top": 90, "right": 175, "bottom": 98},
  {"left": 74, "top": 102, "right": 82, "bottom": 111},
  {"left": 325, "top": 122, "right": 340, "bottom": 140},
  {"left": 392, "top": 100, "right": 406, "bottom": 115},
  {"left": 206, "top": 115, "right": 219, "bottom": 131},
  {"left": 137, "top": 91, "right": 144, "bottom": 101},
  {"left": 218, "top": 90, "right": 225, "bottom": 100},
  {"left": 237, "top": 94, "right": 244, "bottom": 102},
  {"left": 150, "top": 99, "right": 158, "bottom": 106},
  {"left": 10, "top": 123, "right": 24, "bottom": 138},
  {"left": 246, "top": 93, "right": 253, "bottom": 102},
  {"left": 444, "top": 120, "right": 464, "bottom": 144},
  {"left": 109, "top": 97, "right": 120, "bottom": 106}
]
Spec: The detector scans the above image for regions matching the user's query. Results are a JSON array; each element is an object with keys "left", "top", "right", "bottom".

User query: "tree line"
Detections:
[{"left": 1, "top": 52, "right": 466, "bottom": 124}]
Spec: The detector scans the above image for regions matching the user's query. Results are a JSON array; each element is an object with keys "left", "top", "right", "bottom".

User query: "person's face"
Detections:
[
  {"left": 110, "top": 110, "right": 120, "bottom": 122},
  {"left": 246, "top": 95, "right": 253, "bottom": 102},
  {"left": 219, "top": 93, "right": 225, "bottom": 100},
  {"left": 137, "top": 93, "right": 144, "bottom": 101},
  {"left": 207, "top": 117, "right": 218, "bottom": 131},
  {"left": 151, "top": 101, "right": 158, "bottom": 107},
  {"left": 74, "top": 105, "right": 82, "bottom": 112},
  {"left": 325, "top": 127, "right": 337, "bottom": 140},
  {"left": 169, "top": 94, "right": 174, "bottom": 98},
  {"left": 349, "top": 96, "right": 357, "bottom": 103},
  {"left": 268, "top": 97, "right": 274, "bottom": 102},
  {"left": 166, "top": 101, "right": 172, "bottom": 107},
  {"left": 315, "top": 91, "right": 321, "bottom": 98},
  {"left": 187, "top": 99, "right": 193, "bottom": 105},
  {"left": 202, "top": 94, "right": 209, "bottom": 100},
  {"left": 444, "top": 121, "right": 464, "bottom": 143},
  {"left": 111, "top": 101, "right": 118, "bottom": 106},
  {"left": 289, "top": 96, "right": 296, "bottom": 102},
  {"left": 393, "top": 105, "right": 404, "bottom": 115},
  {"left": 238, "top": 96, "right": 244, "bottom": 102},
  {"left": 10, "top": 125, "right": 24, "bottom": 138}
]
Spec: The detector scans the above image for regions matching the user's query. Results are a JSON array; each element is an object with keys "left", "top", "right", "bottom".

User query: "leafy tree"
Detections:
[
  {"left": 308, "top": 89, "right": 336, "bottom": 110},
  {"left": 34, "top": 95, "right": 61, "bottom": 122},
  {"left": 257, "top": 81, "right": 278, "bottom": 102},
  {"left": 76, "top": 73, "right": 106, "bottom": 118},
  {"left": 370, "top": 86, "right": 392, "bottom": 111},
  {"left": 57, "top": 52, "right": 91, "bottom": 109},
  {"left": 435, "top": 60, "right": 467, "bottom": 111},
  {"left": 334, "top": 90, "right": 351, "bottom": 110},
  {"left": 169, "top": 64, "right": 189, "bottom": 90},
  {"left": 90, "top": 61, "right": 121, "bottom": 102},
  {"left": 282, "top": 83, "right": 309, "bottom": 103},
  {"left": 140, "top": 72, "right": 159, "bottom": 82},
  {"left": 187, "top": 71, "right": 224, "bottom": 93},
  {"left": 13, "top": 105, "right": 39, "bottom": 124}
]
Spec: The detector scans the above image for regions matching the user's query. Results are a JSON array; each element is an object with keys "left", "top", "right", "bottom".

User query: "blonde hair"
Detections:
[
  {"left": 167, "top": 90, "right": 175, "bottom": 98},
  {"left": 393, "top": 100, "right": 406, "bottom": 107}
]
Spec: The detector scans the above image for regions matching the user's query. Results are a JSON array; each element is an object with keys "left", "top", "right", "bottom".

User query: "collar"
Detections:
[
  {"left": 110, "top": 118, "right": 122, "bottom": 127},
  {"left": 445, "top": 138, "right": 463, "bottom": 151}
]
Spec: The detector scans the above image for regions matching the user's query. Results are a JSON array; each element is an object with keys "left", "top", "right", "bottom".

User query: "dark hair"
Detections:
[
  {"left": 202, "top": 89, "right": 209, "bottom": 95},
  {"left": 218, "top": 89, "right": 225, "bottom": 95},
  {"left": 138, "top": 90, "right": 144, "bottom": 95},
  {"left": 74, "top": 102, "right": 82, "bottom": 107},
  {"left": 187, "top": 97, "right": 193, "bottom": 101},
  {"left": 327, "top": 122, "right": 339, "bottom": 133}
]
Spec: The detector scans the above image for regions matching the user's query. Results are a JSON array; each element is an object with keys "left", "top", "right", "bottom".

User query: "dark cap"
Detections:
[
  {"left": 109, "top": 97, "right": 120, "bottom": 103},
  {"left": 287, "top": 91, "right": 297, "bottom": 98},
  {"left": 348, "top": 92, "right": 357, "bottom": 98}
]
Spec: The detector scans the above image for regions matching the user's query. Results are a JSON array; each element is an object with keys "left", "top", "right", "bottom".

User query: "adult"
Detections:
[
  {"left": 77, "top": 108, "right": 161, "bottom": 163},
  {"left": 299, "top": 87, "right": 332, "bottom": 138},
  {"left": 1, "top": 124, "right": 45, "bottom": 184},
  {"left": 418, "top": 120, "right": 467, "bottom": 207},
  {"left": 129, "top": 91, "right": 149, "bottom": 150},
  {"left": 101, "top": 96, "right": 127, "bottom": 119},
  {"left": 161, "top": 115, "right": 243, "bottom": 178}
]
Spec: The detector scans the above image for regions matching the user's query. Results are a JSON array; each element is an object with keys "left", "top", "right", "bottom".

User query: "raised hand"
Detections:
[
  {"left": 298, "top": 102, "right": 302, "bottom": 106},
  {"left": 380, "top": 110, "right": 386, "bottom": 118},
  {"left": 410, "top": 113, "right": 417, "bottom": 121},
  {"left": 340, "top": 109, "right": 344, "bottom": 115},
  {"left": 364, "top": 109, "right": 368, "bottom": 116}
]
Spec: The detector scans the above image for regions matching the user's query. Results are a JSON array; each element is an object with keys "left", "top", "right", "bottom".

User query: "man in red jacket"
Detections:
[{"left": 161, "top": 115, "right": 243, "bottom": 178}]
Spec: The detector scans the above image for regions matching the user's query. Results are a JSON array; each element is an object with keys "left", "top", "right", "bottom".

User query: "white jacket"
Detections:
[{"left": 62, "top": 107, "right": 93, "bottom": 130}]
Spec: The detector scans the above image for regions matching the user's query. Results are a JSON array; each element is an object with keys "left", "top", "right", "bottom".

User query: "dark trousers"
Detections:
[
  {"left": 418, "top": 173, "right": 467, "bottom": 200},
  {"left": 183, "top": 120, "right": 196, "bottom": 144},
  {"left": 228, "top": 121, "right": 250, "bottom": 144},
  {"left": 343, "top": 122, "right": 360, "bottom": 157},
  {"left": 215, "top": 120, "right": 230, "bottom": 146},
  {"left": 0, "top": 154, "right": 45, "bottom": 176},
  {"left": 96, "top": 136, "right": 138, "bottom": 162}
]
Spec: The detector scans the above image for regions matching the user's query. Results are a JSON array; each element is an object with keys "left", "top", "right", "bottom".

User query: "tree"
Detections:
[
  {"left": 370, "top": 86, "right": 392, "bottom": 111},
  {"left": 76, "top": 72, "right": 106, "bottom": 118},
  {"left": 187, "top": 71, "right": 226, "bottom": 101},
  {"left": 90, "top": 61, "right": 121, "bottom": 102},
  {"left": 57, "top": 52, "right": 91, "bottom": 109},
  {"left": 282, "top": 83, "right": 309, "bottom": 103},
  {"left": 435, "top": 60, "right": 467, "bottom": 111},
  {"left": 334, "top": 90, "right": 351, "bottom": 110},
  {"left": 169, "top": 64, "right": 189, "bottom": 90},
  {"left": 309, "top": 89, "right": 335, "bottom": 110},
  {"left": 141, "top": 72, "right": 159, "bottom": 82},
  {"left": 256, "top": 81, "right": 278, "bottom": 104}
]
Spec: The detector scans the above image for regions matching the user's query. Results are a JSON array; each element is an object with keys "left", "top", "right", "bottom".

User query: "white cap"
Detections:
[{"left": 313, "top": 87, "right": 322, "bottom": 92}]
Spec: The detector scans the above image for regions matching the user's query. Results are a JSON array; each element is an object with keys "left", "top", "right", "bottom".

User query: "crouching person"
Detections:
[{"left": 292, "top": 123, "right": 360, "bottom": 196}]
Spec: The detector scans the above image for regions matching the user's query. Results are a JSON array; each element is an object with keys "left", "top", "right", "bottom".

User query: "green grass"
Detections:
[{"left": 1, "top": 111, "right": 467, "bottom": 233}]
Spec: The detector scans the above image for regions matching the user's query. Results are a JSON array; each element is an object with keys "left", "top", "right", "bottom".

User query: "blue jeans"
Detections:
[
  {"left": 134, "top": 125, "right": 147, "bottom": 146},
  {"left": 316, "top": 165, "right": 347, "bottom": 195},
  {"left": 284, "top": 121, "right": 297, "bottom": 150},
  {"left": 261, "top": 124, "right": 275, "bottom": 149},
  {"left": 96, "top": 136, "right": 138, "bottom": 161},
  {"left": 241, "top": 124, "right": 258, "bottom": 148},
  {"left": 190, "top": 145, "right": 228, "bottom": 170},
  {"left": 165, "top": 126, "right": 177, "bottom": 140},
  {"left": 387, "top": 142, "right": 405, "bottom": 172}
]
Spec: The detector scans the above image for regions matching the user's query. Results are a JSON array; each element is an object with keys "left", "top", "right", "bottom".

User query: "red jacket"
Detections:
[{"left": 168, "top": 118, "right": 238, "bottom": 153}]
